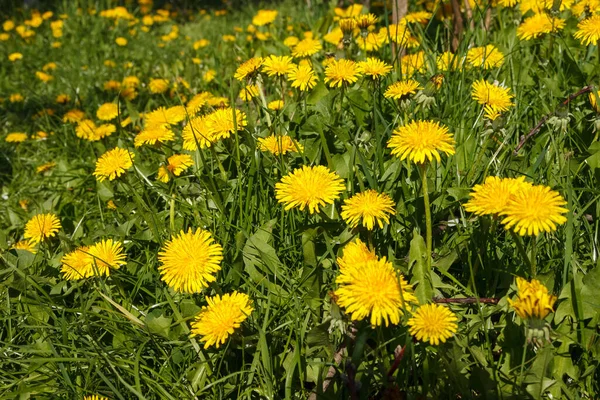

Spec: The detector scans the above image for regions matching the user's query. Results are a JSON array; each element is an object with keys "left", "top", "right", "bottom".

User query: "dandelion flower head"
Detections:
[
  {"left": 508, "top": 277, "right": 557, "bottom": 320},
  {"left": 407, "top": 304, "right": 458, "bottom": 345},
  {"left": 387, "top": 120, "right": 455, "bottom": 164},
  {"left": 190, "top": 291, "right": 253, "bottom": 348},
  {"left": 275, "top": 165, "right": 345, "bottom": 214},
  {"left": 24, "top": 213, "right": 61, "bottom": 243},
  {"left": 341, "top": 190, "right": 396, "bottom": 230},
  {"left": 158, "top": 228, "right": 223, "bottom": 293}
]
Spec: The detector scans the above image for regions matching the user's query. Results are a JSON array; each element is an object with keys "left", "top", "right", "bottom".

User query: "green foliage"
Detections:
[{"left": 1, "top": 0, "right": 600, "bottom": 399}]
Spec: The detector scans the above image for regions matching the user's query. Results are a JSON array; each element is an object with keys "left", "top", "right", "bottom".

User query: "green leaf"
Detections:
[
  {"left": 408, "top": 229, "right": 433, "bottom": 304},
  {"left": 97, "top": 180, "right": 114, "bottom": 201},
  {"left": 145, "top": 310, "right": 172, "bottom": 339},
  {"left": 306, "top": 81, "right": 329, "bottom": 105},
  {"left": 584, "top": 141, "right": 600, "bottom": 170}
]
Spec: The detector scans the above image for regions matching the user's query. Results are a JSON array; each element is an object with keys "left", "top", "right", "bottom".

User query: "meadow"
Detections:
[{"left": 1, "top": 0, "right": 600, "bottom": 398}]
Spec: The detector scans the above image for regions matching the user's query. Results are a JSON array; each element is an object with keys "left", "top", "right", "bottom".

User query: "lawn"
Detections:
[{"left": 1, "top": 0, "right": 599, "bottom": 398}]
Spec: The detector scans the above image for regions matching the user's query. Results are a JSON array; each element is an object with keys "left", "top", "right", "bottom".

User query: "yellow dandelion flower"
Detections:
[
  {"left": 186, "top": 92, "right": 213, "bottom": 114},
  {"left": 437, "top": 51, "right": 462, "bottom": 71},
  {"left": 104, "top": 80, "right": 122, "bottom": 91},
  {"left": 252, "top": 9, "right": 278, "bottom": 26},
  {"left": 190, "top": 292, "right": 253, "bottom": 348},
  {"left": 341, "top": 190, "right": 396, "bottom": 230},
  {"left": 93, "top": 147, "right": 134, "bottom": 181},
  {"left": 275, "top": 165, "right": 345, "bottom": 214},
  {"left": 355, "top": 13, "right": 378, "bottom": 29},
  {"left": 323, "top": 28, "right": 343, "bottom": 45},
  {"left": 471, "top": 80, "right": 514, "bottom": 113},
  {"left": 267, "top": 100, "right": 284, "bottom": 110},
  {"left": 8, "top": 52, "right": 23, "bottom": 61},
  {"left": 234, "top": 57, "right": 263, "bottom": 81},
  {"left": 339, "top": 18, "right": 357, "bottom": 34},
  {"left": 203, "top": 69, "right": 216, "bottom": 83},
  {"left": 115, "top": 36, "right": 127, "bottom": 46},
  {"left": 3, "top": 20, "right": 15, "bottom": 31},
  {"left": 261, "top": 55, "right": 295, "bottom": 77},
  {"left": 291, "top": 37, "right": 322, "bottom": 58},
  {"left": 158, "top": 228, "right": 223, "bottom": 293},
  {"left": 56, "top": 94, "right": 70, "bottom": 104},
  {"left": 258, "top": 135, "right": 303, "bottom": 155},
  {"left": 517, "top": 13, "right": 565, "bottom": 40},
  {"left": 571, "top": 0, "right": 600, "bottom": 16},
  {"left": 407, "top": 304, "right": 458, "bottom": 345},
  {"left": 87, "top": 239, "right": 126, "bottom": 277},
  {"left": 283, "top": 36, "right": 299, "bottom": 47},
  {"left": 12, "top": 240, "right": 37, "bottom": 254},
  {"left": 590, "top": 91, "right": 600, "bottom": 113},
  {"left": 387, "top": 24, "right": 420, "bottom": 48},
  {"left": 182, "top": 115, "right": 216, "bottom": 150},
  {"left": 239, "top": 84, "right": 259, "bottom": 101},
  {"left": 83, "top": 395, "right": 109, "bottom": 400},
  {"left": 75, "top": 120, "right": 98, "bottom": 140},
  {"left": 36, "top": 161, "right": 56, "bottom": 173},
  {"left": 206, "top": 107, "right": 247, "bottom": 140},
  {"left": 467, "top": 45, "right": 504, "bottom": 69},
  {"left": 19, "top": 199, "right": 29, "bottom": 211},
  {"left": 122, "top": 75, "right": 140, "bottom": 88},
  {"left": 134, "top": 125, "right": 175, "bottom": 147},
  {"left": 63, "top": 109, "right": 85, "bottom": 123},
  {"left": 403, "top": 11, "right": 433, "bottom": 24},
  {"left": 500, "top": 184, "right": 568, "bottom": 236},
  {"left": 144, "top": 106, "right": 185, "bottom": 128},
  {"left": 356, "top": 30, "right": 388, "bottom": 52},
  {"left": 207, "top": 96, "right": 229, "bottom": 107},
  {"left": 508, "top": 277, "right": 557, "bottom": 320},
  {"left": 23, "top": 213, "right": 62, "bottom": 243},
  {"left": 288, "top": 64, "right": 318, "bottom": 91},
  {"left": 10, "top": 93, "right": 25, "bottom": 103},
  {"left": 357, "top": 57, "right": 392, "bottom": 79},
  {"left": 42, "top": 62, "right": 57, "bottom": 72},
  {"left": 334, "top": 4, "right": 364, "bottom": 19},
  {"left": 24, "top": 213, "right": 61, "bottom": 243},
  {"left": 400, "top": 51, "right": 426, "bottom": 77},
  {"left": 384, "top": 80, "right": 422, "bottom": 100},
  {"left": 484, "top": 105, "right": 503, "bottom": 121},
  {"left": 157, "top": 166, "right": 170, "bottom": 183},
  {"left": 387, "top": 120, "right": 455, "bottom": 164},
  {"left": 61, "top": 246, "right": 93, "bottom": 280},
  {"left": 148, "top": 78, "right": 169, "bottom": 93},
  {"left": 336, "top": 239, "right": 377, "bottom": 272},
  {"left": 336, "top": 257, "right": 417, "bottom": 327},
  {"left": 324, "top": 59, "right": 361, "bottom": 88},
  {"left": 96, "top": 103, "right": 118, "bottom": 121},
  {"left": 464, "top": 176, "right": 532, "bottom": 216},
  {"left": 95, "top": 124, "right": 116, "bottom": 140},
  {"left": 36, "top": 71, "right": 53, "bottom": 82},
  {"left": 574, "top": 15, "right": 600, "bottom": 46},
  {"left": 166, "top": 154, "right": 193, "bottom": 176},
  {"left": 5, "top": 133, "right": 28, "bottom": 143}
]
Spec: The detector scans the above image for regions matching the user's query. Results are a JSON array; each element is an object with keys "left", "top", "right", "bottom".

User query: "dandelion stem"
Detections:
[
  {"left": 510, "top": 230, "right": 532, "bottom": 274},
  {"left": 210, "top": 146, "right": 228, "bottom": 181},
  {"left": 420, "top": 163, "right": 432, "bottom": 270},
  {"left": 530, "top": 235, "right": 537, "bottom": 277}
]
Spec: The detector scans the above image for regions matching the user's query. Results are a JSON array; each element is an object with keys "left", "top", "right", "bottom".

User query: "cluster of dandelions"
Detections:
[
  {"left": 464, "top": 176, "right": 568, "bottom": 237},
  {"left": 13, "top": 212, "right": 253, "bottom": 350},
  {"left": 334, "top": 239, "right": 459, "bottom": 345},
  {"left": 157, "top": 228, "right": 253, "bottom": 348}
]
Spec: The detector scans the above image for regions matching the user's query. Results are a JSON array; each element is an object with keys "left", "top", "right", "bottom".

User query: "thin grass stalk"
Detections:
[{"left": 420, "top": 163, "right": 432, "bottom": 270}]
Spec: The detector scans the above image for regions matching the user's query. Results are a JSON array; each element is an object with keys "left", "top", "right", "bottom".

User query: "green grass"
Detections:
[{"left": 1, "top": 0, "right": 600, "bottom": 398}]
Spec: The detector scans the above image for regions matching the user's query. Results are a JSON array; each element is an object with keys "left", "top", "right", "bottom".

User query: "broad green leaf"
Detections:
[{"left": 408, "top": 229, "right": 433, "bottom": 304}]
